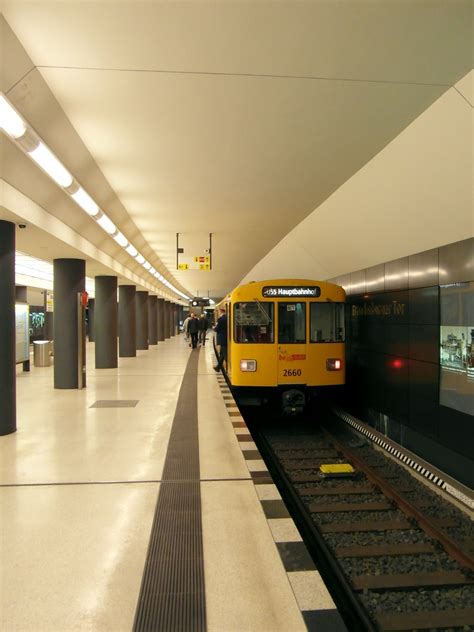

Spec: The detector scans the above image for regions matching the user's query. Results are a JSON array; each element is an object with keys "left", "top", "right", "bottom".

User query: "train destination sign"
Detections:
[{"left": 262, "top": 286, "right": 321, "bottom": 298}]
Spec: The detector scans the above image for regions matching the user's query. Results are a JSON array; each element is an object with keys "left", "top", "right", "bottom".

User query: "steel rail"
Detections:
[
  {"left": 321, "top": 427, "right": 474, "bottom": 573},
  {"left": 254, "top": 429, "right": 376, "bottom": 632}
]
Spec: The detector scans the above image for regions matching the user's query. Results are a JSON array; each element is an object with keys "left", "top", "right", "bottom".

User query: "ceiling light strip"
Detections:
[{"left": 0, "top": 92, "right": 190, "bottom": 302}]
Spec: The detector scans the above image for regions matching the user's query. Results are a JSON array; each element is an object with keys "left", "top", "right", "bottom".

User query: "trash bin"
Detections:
[{"left": 33, "top": 340, "right": 52, "bottom": 367}]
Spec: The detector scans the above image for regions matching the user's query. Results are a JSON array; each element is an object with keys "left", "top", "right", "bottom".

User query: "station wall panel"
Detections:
[{"left": 340, "top": 237, "right": 473, "bottom": 486}]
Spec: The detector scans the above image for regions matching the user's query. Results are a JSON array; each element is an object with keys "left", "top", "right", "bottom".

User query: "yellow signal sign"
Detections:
[
  {"left": 199, "top": 263, "right": 210, "bottom": 270},
  {"left": 178, "top": 263, "right": 189, "bottom": 270},
  {"left": 194, "top": 256, "right": 210, "bottom": 263}
]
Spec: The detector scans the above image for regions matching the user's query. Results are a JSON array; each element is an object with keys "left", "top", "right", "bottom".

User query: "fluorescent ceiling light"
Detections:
[
  {"left": 125, "top": 244, "right": 138, "bottom": 257},
  {"left": 71, "top": 187, "right": 99, "bottom": 216},
  {"left": 96, "top": 213, "right": 116, "bottom": 235},
  {"left": 2, "top": 95, "right": 193, "bottom": 303},
  {"left": 0, "top": 95, "right": 26, "bottom": 138},
  {"left": 113, "top": 231, "right": 128, "bottom": 247},
  {"left": 28, "top": 142, "right": 73, "bottom": 187}
]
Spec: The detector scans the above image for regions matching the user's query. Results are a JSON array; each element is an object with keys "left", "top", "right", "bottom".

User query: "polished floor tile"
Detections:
[
  {"left": 288, "top": 571, "right": 336, "bottom": 610},
  {"left": 201, "top": 480, "right": 306, "bottom": 632},
  {"left": 0, "top": 483, "right": 158, "bottom": 632},
  {"left": 3, "top": 334, "right": 311, "bottom": 632},
  {"left": 198, "top": 348, "right": 250, "bottom": 481},
  {"left": 2, "top": 342, "right": 187, "bottom": 484}
]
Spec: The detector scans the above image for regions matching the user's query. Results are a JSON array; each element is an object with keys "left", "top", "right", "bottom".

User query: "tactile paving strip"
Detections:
[
  {"left": 133, "top": 350, "right": 206, "bottom": 632},
  {"left": 215, "top": 373, "right": 347, "bottom": 632}
]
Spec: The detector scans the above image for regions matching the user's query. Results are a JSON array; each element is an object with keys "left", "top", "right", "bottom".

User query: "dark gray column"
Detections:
[
  {"left": 95, "top": 276, "right": 118, "bottom": 368},
  {"left": 171, "top": 303, "right": 176, "bottom": 336},
  {"left": 54, "top": 258, "right": 85, "bottom": 389},
  {"left": 164, "top": 300, "right": 170, "bottom": 339},
  {"left": 0, "top": 221, "right": 16, "bottom": 435},
  {"left": 88, "top": 298, "right": 95, "bottom": 342},
  {"left": 172, "top": 304, "right": 178, "bottom": 335},
  {"left": 157, "top": 298, "right": 165, "bottom": 341},
  {"left": 119, "top": 285, "right": 136, "bottom": 357},
  {"left": 136, "top": 291, "right": 149, "bottom": 350},
  {"left": 169, "top": 302, "right": 173, "bottom": 337},
  {"left": 170, "top": 303, "right": 175, "bottom": 336},
  {"left": 148, "top": 295, "right": 158, "bottom": 345},
  {"left": 45, "top": 312, "right": 54, "bottom": 341}
]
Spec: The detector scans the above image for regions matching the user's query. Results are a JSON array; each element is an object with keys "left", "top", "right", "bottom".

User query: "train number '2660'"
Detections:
[{"left": 283, "top": 369, "right": 302, "bottom": 377}]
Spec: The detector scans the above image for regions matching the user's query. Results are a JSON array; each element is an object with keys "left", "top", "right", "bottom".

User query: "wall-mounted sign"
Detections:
[
  {"left": 262, "top": 286, "right": 321, "bottom": 298},
  {"left": 15, "top": 303, "right": 29, "bottom": 363},
  {"left": 46, "top": 291, "right": 54, "bottom": 312},
  {"left": 199, "top": 263, "right": 210, "bottom": 270},
  {"left": 351, "top": 300, "right": 406, "bottom": 317},
  {"left": 194, "top": 256, "right": 210, "bottom": 263},
  {"left": 178, "top": 263, "right": 189, "bottom": 270}
]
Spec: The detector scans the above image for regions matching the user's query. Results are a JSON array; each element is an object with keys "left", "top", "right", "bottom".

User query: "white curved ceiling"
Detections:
[{"left": 1, "top": 1, "right": 472, "bottom": 298}]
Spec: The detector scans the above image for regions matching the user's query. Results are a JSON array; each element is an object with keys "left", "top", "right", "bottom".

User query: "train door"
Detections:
[
  {"left": 226, "top": 302, "right": 231, "bottom": 374},
  {"left": 277, "top": 301, "right": 307, "bottom": 384},
  {"left": 307, "top": 301, "right": 345, "bottom": 385}
]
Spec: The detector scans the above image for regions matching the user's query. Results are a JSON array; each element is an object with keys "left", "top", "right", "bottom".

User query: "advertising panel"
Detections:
[
  {"left": 440, "top": 282, "right": 474, "bottom": 416},
  {"left": 15, "top": 303, "right": 29, "bottom": 363}
]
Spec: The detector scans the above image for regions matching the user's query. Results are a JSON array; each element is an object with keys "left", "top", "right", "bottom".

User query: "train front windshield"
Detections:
[
  {"left": 278, "top": 302, "right": 306, "bottom": 343},
  {"left": 310, "top": 303, "right": 345, "bottom": 342},
  {"left": 234, "top": 302, "right": 274, "bottom": 343}
]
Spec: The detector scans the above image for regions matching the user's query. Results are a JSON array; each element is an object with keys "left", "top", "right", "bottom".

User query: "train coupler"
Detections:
[{"left": 281, "top": 389, "right": 305, "bottom": 416}]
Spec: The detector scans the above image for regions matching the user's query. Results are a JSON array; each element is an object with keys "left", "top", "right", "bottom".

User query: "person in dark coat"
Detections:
[
  {"left": 198, "top": 313, "right": 208, "bottom": 346},
  {"left": 188, "top": 313, "right": 200, "bottom": 349},
  {"left": 213, "top": 308, "right": 228, "bottom": 372}
]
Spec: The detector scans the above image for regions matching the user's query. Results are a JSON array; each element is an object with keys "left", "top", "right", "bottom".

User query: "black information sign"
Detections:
[
  {"left": 262, "top": 286, "right": 321, "bottom": 298},
  {"left": 190, "top": 297, "right": 210, "bottom": 306}
]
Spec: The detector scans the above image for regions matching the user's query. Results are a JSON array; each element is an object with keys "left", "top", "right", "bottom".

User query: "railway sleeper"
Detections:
[
  {"left": 375, "top": 608, "right": 474, "bottom": 631},
  {"left": 352, "top": 570, "right": 473, "bottom": 591}
]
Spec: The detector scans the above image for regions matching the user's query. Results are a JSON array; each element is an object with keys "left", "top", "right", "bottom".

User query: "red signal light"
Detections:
[{"left": 392, "top": 359, "right": 403, "bottom": 369}]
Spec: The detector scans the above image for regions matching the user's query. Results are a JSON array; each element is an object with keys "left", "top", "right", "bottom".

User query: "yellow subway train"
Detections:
[{"left": 216, "top": 279, "right": 346, "bottom": 414}]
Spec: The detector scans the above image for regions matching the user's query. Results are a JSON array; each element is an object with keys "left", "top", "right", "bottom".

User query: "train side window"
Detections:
[
  {"left": 278, "top": 302, "right": 306, "bottom": 343},
  {"left": 234, "top": 302, "right": 274, "bottom": 343},
  {"left": 310, "top": 303, "right": 345, "bottom": 342}
]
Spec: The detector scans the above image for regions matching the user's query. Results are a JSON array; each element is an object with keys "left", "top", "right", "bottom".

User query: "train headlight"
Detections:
[
  {"left": 326, "top": 358, "right": 342, "bottom": 371},
  {"left": 240, "top": 359, "right": 257, "bottom": 372}
]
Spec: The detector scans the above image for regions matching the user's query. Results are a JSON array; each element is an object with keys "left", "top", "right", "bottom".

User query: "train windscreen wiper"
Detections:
[{"left": 253, "top": 298, "right": 272, "bottom": 324}]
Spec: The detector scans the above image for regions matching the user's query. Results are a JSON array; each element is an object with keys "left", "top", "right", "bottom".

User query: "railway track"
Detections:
[{"left": 247, "top": 411, "right": 474, "bottom": 632}]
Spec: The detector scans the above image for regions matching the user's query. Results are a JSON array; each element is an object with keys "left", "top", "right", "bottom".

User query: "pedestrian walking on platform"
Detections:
[
  {"left": 182, "top": 314, "right": 191, "bottom": 342},
  {"left": 188, "top": 313, "right": 199, "bottom": 349},
  {"left": 198, "top": 313, "right": 208, "bottom": 346},
  {"left": 213, "top": 308, "right": 228, "bottom": 372}
]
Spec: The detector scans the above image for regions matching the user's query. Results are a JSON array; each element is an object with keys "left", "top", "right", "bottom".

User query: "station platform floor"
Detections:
[{"left": 1, "top": 335, "right": 346, "bottom": 632}]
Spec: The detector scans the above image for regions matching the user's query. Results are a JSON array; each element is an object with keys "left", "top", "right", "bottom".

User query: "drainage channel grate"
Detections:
[{"left": 133, "top": 349, "right": 206, "bottom": 632}]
